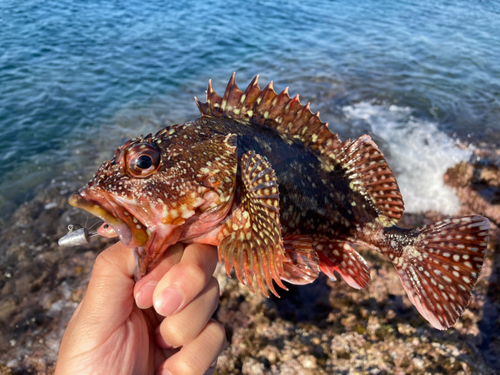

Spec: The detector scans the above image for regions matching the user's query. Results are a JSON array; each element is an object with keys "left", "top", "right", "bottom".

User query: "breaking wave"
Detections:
[{"left": 342, "top": 102, "right": 473, "bottom": 216}]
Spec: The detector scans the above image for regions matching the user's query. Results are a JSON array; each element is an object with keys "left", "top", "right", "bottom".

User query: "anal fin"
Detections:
[
  {"left": 217, "top": 151, "right": 287, "bottom": 297},
  {"left": 281, "top": 235, "right": 320, "bottom": 285},
  {"left": 316, "top": 240, "right": 371, "bottom": 289}
]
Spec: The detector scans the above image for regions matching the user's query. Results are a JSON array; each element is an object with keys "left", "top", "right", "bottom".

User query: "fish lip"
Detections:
[{"left": 68, "top": 190, "right": 142, "bottom": 247}]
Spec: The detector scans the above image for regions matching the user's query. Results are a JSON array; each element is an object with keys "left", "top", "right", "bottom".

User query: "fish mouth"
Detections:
[
  {"left": 68, "top": 189, "right": 183, "bottom": 280},
  {"left": 68, "top": 191, "right": 149, "bottom": 248}
]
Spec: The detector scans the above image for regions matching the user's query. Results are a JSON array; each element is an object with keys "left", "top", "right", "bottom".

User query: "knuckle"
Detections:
[
  {"left": 208, "top": 276, "right": 220, "bottom": 293},
  {"left": 93, "top": 251, "right": 118, "bottom": 275},
  {"left": 177, "top": 262, "right": 207, "bottom": 286},
  {"left": 157, "top": 257, "right": 177, "bottom": 273},
  {"left": 170, "top": 359, "right": 199, "bottom": 375},
  {"left": 160, "top": 320, "right": 191, "bottom": 347},
  {"left": 206, "top": 319, "right": 226, "bottom": 344},
  {"left": 206, "top": 278, "right": 220, "bottom": 310}
]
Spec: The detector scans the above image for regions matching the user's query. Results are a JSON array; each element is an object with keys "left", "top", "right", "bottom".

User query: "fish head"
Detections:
[{"left": 69, "top": 124, "right": 238, "bottom": 278}]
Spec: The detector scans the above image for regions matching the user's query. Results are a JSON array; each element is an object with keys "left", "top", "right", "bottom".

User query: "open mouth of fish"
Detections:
[
  {"left": 68, "top": 190, "right": 162, "bottom": 279},
  {"left": 69, "top": 191, "right": 150, "bottom": 247},
  {"left": 68, "top": 188, "right": 225, "bottom": 280}
]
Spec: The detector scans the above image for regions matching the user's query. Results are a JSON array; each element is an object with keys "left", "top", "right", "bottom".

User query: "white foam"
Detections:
[{"left": 342, "top": 102, "right": 472, "bottom": 215}]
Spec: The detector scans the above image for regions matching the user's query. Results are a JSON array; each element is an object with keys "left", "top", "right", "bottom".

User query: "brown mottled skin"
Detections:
[
  {"left": 188, "top": 116, "right": 378, "bottom": 239},
  {"left": 69, "top": 74, "right": 490, "bottom": 330}
]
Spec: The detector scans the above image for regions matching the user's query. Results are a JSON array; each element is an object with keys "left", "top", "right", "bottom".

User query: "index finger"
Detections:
[
  {"left": 134, "top": 243, "right": 185, "bottom": 309},
  {"left": 153, "top": 243, "right": 218, "bottom": 317}
]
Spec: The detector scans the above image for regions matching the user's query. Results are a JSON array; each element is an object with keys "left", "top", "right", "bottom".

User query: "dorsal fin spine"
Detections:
[
  {"left": 196, "top": 74, "right": 405, "bottom": 223},
  {"left": 196, "top": 74, "right": 338, "bottom": 163},
  {"left": 269, "top": 90, "right": 290, "bottom": 125}
]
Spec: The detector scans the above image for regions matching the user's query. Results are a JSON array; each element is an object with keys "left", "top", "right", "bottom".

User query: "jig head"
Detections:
[{"left": 58, "top": 223, "right": 100, "bottom": 247}]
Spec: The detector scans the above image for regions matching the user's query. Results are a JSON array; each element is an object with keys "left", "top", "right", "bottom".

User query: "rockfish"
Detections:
[{"left": 69, "top": 74, "right": 489, "bottom": 330}]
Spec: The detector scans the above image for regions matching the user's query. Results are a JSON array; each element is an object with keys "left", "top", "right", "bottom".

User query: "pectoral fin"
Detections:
[{"left": 217, "top": 151, "right": 287, "bottom": 297}]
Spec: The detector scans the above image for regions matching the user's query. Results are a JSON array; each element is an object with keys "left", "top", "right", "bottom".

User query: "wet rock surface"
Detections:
[
  {"left": 1, "top": 149, "right": 500, "bottom": 374},
  {"left": 0, "top": 178, "right": 115, "bottom": 374}
]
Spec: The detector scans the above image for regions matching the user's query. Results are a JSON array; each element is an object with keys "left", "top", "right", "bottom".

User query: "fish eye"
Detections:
[
  {"left": 136, "top": 155, "right": 153, "bottom": 169},
  {"left": 125, "top": 143, "right": 161, "bottom": 178}
]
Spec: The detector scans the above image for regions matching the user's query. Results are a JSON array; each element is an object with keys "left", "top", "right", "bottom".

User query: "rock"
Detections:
[
  {"left": 242, "top": 357, "right": 265, "bottom": 375},
  {"left": 1, "top": 152, "right": 500, "bottom": 374},
  {"left": 445, "top": 158, "right": 500, "bottom": 225},
  {"left": 0, "top": 179, "right": 115, "bottom": 373}
]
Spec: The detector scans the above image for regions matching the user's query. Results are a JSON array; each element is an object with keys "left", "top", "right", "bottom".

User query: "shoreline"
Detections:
[
  {"left": 0, "top": 147, "right": 499, "bottom": 374},
  {"left": 1, "top": 93, "right": 498, "bottom": 226}
]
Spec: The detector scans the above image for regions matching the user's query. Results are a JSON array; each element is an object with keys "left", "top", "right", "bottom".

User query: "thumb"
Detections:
[{"left": 74, "top": 241, "right": 137, "bottom": 341}]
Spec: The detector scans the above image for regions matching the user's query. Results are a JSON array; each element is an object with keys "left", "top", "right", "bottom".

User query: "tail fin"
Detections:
[{"left": 384, "top": 216, "right": 490, "bottom": 330}]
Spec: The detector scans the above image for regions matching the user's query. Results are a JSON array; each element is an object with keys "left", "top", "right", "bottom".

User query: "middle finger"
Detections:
[{"left": 156, "top": 277, "right": 220, "bottom": 349}]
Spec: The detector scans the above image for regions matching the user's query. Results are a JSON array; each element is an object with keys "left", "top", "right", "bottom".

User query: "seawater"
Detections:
[
  {"left": 1, "top": 0, "right": 499, "bottom": 217},
  {"left": 343, "top": 102, "right": 473, "bottom": 215}
]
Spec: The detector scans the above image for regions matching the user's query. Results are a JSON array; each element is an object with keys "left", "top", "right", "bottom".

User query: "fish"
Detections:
[{"left": 68, "top": 73, "right": 490, "bottom": 330}]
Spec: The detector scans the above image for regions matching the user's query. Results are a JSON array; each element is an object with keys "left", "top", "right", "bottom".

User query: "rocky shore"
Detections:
[{"left": 1, "top": 148, "right": 499, "bottom": 374}]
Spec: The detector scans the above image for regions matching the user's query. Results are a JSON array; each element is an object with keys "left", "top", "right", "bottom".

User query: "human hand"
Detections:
[{"left": 55, "top": 241, "right": 226, "bottom": 375}]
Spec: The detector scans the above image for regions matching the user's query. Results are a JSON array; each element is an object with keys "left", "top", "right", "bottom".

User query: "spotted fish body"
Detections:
[{"left": 69, "top": 74, "right": 490, "bottom": 330}]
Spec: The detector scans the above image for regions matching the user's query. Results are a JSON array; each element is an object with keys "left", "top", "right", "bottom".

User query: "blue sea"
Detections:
[{"left": 1, "top": 0, "right": 500, "bottom": 219}]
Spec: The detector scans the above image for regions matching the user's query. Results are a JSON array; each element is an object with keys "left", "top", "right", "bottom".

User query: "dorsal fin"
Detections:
[
  {"left": 195, "top": 73, "right": 341, "bottom": 153},
  {"left": 195, "top": 74, "right": 405, "bottom": 224}
]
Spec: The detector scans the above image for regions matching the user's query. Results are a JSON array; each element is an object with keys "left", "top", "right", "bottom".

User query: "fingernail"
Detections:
[
  {"left": 158, "top": 368, "right": 172, "bottom": 375},
  {"left": 135, "top": 281, "right": 157, "bottom": 309},
  {"left": 154, "top": 287, "right": 183, "bottom": 316}
]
